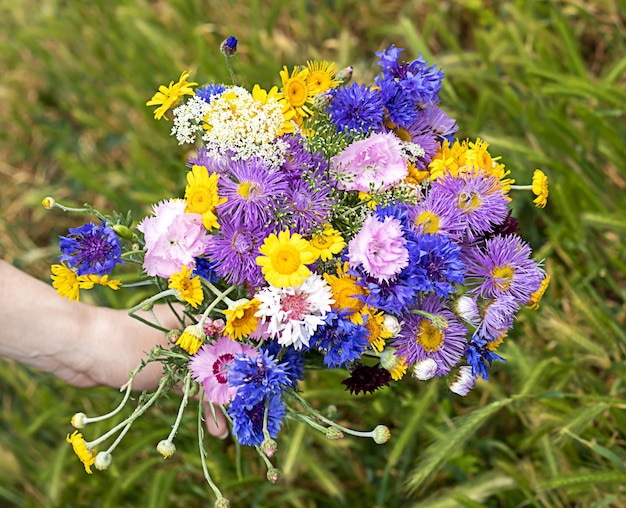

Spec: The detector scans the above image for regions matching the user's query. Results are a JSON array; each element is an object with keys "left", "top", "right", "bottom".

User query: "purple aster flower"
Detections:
[
  {"left": 474, "top": 295, "right": 519, "bottom": 341},
  {"left": 465, "top": 335, "right": 506, "bottom": 379},
  {"left": 407, "top": 186, "right": 466, "bottom": 239},
  {"left": 187, "top": 147, "right": 230, "bottom": 173},
  {"left": 260, "top": 341, "right": 305, "bottom": 389},
  {"left": 195, "top": 83, "right": 227, "bottom": 103},
  {"left": 228, "top": 393, "right": 286, "bottom": 447},
  {"left": 217, "top": 158, "right": 287, "bottom": 224},
  {"left": 207, "top": 215, "right": 268, "bottom": 287},
  {"left": 59, "top": 221, "right": 123, "bottom": 276},
  {"left": 328, "top": 82, "right": 385, "bottom": 134},
  {"left": 193, "top": 256, "right": 219, "bottom": 282},
  {"left": 279, "top": 133, "right": 326, "bottom": 183},
  {"left": 227, "top": 349, "right": 290, "bottom": 405},
  {"left": 341, "top": 364, "right": 391, "bottom": 395},
  {"left": 404, "top": 232, "right": 466, "bottom": 299},
  {"left": 392, "top": 295, "right": 468, "bottom": 376},
  {"left": 463, "top": 234, "right": 544, "bottom": 305},
  {"left": 431, "top": 171, "right": 510, "bottom": 242},
  {"left": 311, "top": 309, "right": 369, "bottom": 368}
]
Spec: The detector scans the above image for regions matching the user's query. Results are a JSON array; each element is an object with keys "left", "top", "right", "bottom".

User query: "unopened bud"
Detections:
[
  {"left": 335, "top": 66, "right": 353, "bottom": 84},
  {"left": 372, "top": 425, "right": 391, "bottom": 444},
  {"left": 71, "top": 412, "right": 87, "bottom": 429},
  {"left": 220, "top": 36, "right": 238, "bottom": 56},
  {"left": 187, "top": 381, "right": 200, "bottom": 398},
  {"left": 325, "top": 427, "right": 344, "bottom": 440},
  {"left": 266, "top": 467, "right": 281, "bottom": 483},
  {"left": 430, "top": 315, "right": 449, "bottom": 330},
  {"left": 260, "top": 438, "right": 278, "bottom": 458},
  {"left": 94, "top": 451, "right": 112, "bottom": 470},
  {"left": 156, "top": 439, "right": 176, "bottom": 459},
  {"left": 112, "top": 224, "right": 135, "bottom": 241},
  {"left": 41, "top": 196, "right": 56, "bottom": 209},
  {"left": 412, "top": 358, "right": 438, "bottom": 380},
  {"left": 383, "top": 314, "right": 401, "bottom": 336},
  {"left": 449, "top": 365, "right": 476, "bottom": 397},
  {"left": 167, "top": 329, "right": 182, "bottom": 344},
  {"left": 214, "top": 498, "right": 230, "bottom": 508}
]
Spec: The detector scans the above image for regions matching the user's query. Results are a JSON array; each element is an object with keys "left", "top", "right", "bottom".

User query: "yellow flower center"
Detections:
[
  {"left": 328, "top": 277, "right": 367, "bottom": 315},
  {"left": 492, "top": 265, "right": 515, "bottom": 291},
  {"left": 271, "top": 245, "right": 302, "bottom": 274},
  {"left": 415, "top": 211, "right": 440, "bottom": 234},
  {"left": 237, "top": 181, "right": 260, "bottom": 199},
  {"left": 307, "top": 71, "right": 331, "bottom": 91},
  {"left": 285, "top": 78, "right": 309, "bottom": 107},
  {"left": 416, "top": 320, "right": 444, "bottom": 353},
  {"left": 188, "top": 188, "right": 211, "bottom": 212},
  {"left": 232, "top": 305, "right": 257, "bottom": 327},
  {"left": 457, "top": 190, "right": 482, "bottom": 212}
]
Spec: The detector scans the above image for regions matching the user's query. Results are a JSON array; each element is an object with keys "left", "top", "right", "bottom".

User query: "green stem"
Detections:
[
  {"left": 166, "top": 372, "right": 191, "bottom": 442},
  {"left": 128, "top": 288, "right": 177, "bottom": 332},
  {"left": 510, "top": 184, "right": 532, "bottom": 190},
  {"left": 197, "top": 389, "right": 226, "bottom": 500},
  {"left": 198, "top": 284, "right": 237, "bottom": 329}
]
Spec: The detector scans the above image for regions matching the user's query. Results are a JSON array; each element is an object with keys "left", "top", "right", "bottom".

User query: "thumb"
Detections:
[{"left": 203, "top": 400, "right": 229, "bottom": 439}]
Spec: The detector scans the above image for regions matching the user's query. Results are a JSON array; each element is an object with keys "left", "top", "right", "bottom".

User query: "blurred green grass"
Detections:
[{"left": 1, "top": 0, "right": 625, "bottom": 506}]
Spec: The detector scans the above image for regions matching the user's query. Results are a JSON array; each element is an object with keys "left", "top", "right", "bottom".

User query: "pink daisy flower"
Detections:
[{"left": 189, "top": 335, "right": 257, "bottom": 405}]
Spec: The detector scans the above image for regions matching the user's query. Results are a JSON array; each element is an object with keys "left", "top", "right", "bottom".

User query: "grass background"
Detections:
[{"left": 1, "top": 0, "right": 625, "bottom": 506}]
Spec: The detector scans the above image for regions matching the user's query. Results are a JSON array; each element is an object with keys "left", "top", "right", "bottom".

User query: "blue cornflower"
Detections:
[
  {"left": 195, "top": 83, "right": 227, "bottom": 103},
  {"left": 404, "top": 232, "right": 466, "bottom": 299},
  {"left": 328, "top": 83, "right": 385, "bottom": 134},
  {"left": 220, "top": 36, "right": 238, "bottom": 56},
  {"left": 311, "top": 309, "right": 369, "bottom": 368},
  {"left": 227, "top": 393, "right": 285, "bottom": 447},
  {"left": 464, "top": 335, "right": 506, "bottom": 380},
  {"left": 374, "top": 203, "right": 411, "bottom": 230},
  {"left": 260, "top": 341, "right": 305, "bottom": 389},
  {"left": 375, "top": 44, "right": 404, "bottom": 72},
  {"left": 59, "top": 221, "right": 123, "bottom": 276},
  {"left": 193, "top": 256, "right": 219, "bottom": 282},
  {"left": 378, "top": 79, "right": 419, "bottom": 128},
  {"left": 227, "top": 350, "right": 290, "bottom": 406}
]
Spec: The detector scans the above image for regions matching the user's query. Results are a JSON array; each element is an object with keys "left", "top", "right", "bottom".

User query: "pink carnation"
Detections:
[
  {"left": 331, "top": 132, "right": 408, "bottom": 192},
  {"left": 348, "top": 215, "right": 408, "bottom": 282},
  {"left": 189, "top": 335, "right": 257, "bottom": 405},
  {"left": 137, "top": 199, "right": 211, "bottom": 278}
]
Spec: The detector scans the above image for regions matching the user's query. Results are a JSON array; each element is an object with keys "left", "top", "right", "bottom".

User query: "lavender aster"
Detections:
[{"left": 59, "top": 221, "right": 123, "bottom": 276}]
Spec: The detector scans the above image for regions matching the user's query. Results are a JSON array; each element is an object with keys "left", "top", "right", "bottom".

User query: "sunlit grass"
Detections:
[{"left": 1, "top": 0, "right": 625, "bottom": 506}]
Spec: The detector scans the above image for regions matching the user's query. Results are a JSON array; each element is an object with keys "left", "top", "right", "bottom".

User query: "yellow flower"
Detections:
[
  {"left": 51, "top": 264, "right": 82, "bottom": 302},
  {"left": 277, "top": 66, "right": 316, "bottom": 123},
  {"left": 177, "top": 324, "right": 206, "bottom": 355},
  {"left": 146, "top": 70, "right": 198, "bottom": 120},
  {"left": 323, "top": 262, "right": 369, "bottom": 324},
  {"left": 414, "top": 210, "right": 441, "bottom": 235},
  {"left": 305, "top": 60, "right": 340, "bottom": 94},
  {"left": 168, "top": 266, "right": 203, "bottom": 308},
  {"left": 363, "top": 306, "right": 393, "bottom": 353},
  {"left": 310, "top": 225, "right": 345, "bottom": 262},
  {"left": 405, "top": 163, "right": 430, "bottom": 186},
  {"left": 185, "top": 165, "right": 227, "bottom": 230},
  {"left": 531, "top": 169, "right": 549, "bottom": 208},
  {"left": 527, "top": 274, "right": 550, "bottom": 310},
  {"left": 66, "top": 430, "right": 96, "bottom": 474},
  {"left": 379, "top": 348, "right": 408, "bottom": 381},
  {"left": 256, "top": 230, "right": 316, "bottom": 288},
  {"left": 222, "top": 298, "right": 260, "bottom": 340},
  {"left": 83, "top": 274, "right": 122, "bottom": 290}
]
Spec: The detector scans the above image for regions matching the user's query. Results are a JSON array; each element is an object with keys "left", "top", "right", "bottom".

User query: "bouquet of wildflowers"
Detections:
[{"left": 46, "top": 37, "right": 550, "bottom": 506}]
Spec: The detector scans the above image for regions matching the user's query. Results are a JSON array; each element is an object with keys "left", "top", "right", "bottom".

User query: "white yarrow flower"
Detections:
[{"left": 255, "top": 273, "right": 334, "bottom": 350}]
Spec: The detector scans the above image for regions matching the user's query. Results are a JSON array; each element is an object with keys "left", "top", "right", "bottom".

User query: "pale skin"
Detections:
[{"left": 0, "top": 259, "right": 227, "bottom": 436}]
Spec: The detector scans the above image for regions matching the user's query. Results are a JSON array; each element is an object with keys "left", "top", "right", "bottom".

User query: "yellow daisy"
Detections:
[
  {"left": 256, "top": 230, "right": 316, "bottom": 288},
  {"left": 363, "top": 306, "right": 393, "bottom": 353},
  {"left": 146, "top": 70, "right": 198, "bottom": 120},
  {"left": 222, "top": 298, "right": 260, "bottom": 340},
  {"left": 66, "top": 430, "right": 96, "bottom": 474},
  {"left": 277, "top": 66, "right": 317, "bottom": 124},
  {"left": 168, "top": 266, "right": 203, "bottom": 309},
  {"left": 310, "top": 225, "right": 346, "bottom": 262},
  {"left": 51, "top": 263, "right": 82, "bottom": 302},
  {"left": 83, "top": 274, "right": 122, "bottom": 290},
  {"left": 176, "top": 324, "right": 206, "bottom": 355},
  {"left": 185, "top": 165, "right": 227, "bottom": 230},
  {"left": 305, "top": 60, "right": 340, "bottom": 94},
  {"left": 527, "top": 274, "right": 550, "bottom": 310},
  {"left": 323, "top": 262, "right": 369, "bottom": 324},
  {"left": 531, "top": 169, "right": 549, "bottom": 208}
]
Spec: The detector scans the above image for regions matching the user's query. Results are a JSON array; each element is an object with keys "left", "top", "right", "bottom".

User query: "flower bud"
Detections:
[
  {"left": 167, "top": 329, "right": 182, "bottom": 344},
  {"left": 449, "top": 366, "right": 476, "bottom": 396},
  {"left": 41, "top": 196, "right": 56, "bottom": 209},
  {"left": 260, "top": 438, "right": 278, "bottom": 458},
  {"left": 455, "top": 295, "right": 479, "bottom": 325},
  {"left": 382, "top": 314, "right": 401, "bottom": 337},
  {"left": 266, "top": 467, "right": 281, "bottom": 483},
  {"left": 335, "top": 66, "right": 353, "bottom": 84},
  {"left": 220, "top": 36, "right": 238, "bottom": 56},
  {"left": 112, "top": 224, "right": 135, "bottom": 241},
  {"left": 325, "top": 427, "right": 344, "bottom": 440},
  {"left": 156, "top": 439, "right": 176, "bottom": 459},
  {"left": 94, "top": 451, "right": 112, "bottom": 471},
  {"left": 71, "top": 412, "right": 87, "bottom": 429},
  {"left": 372, "top": 425, "right": 391, "bottom": 444},
  {"left": 187, "top": 380, "right": 200, "bottom": 398},
  {"left": 214, "top": 498, "right": 230, "bottom": 508},
  {"left": 412, "top": 358, "right": 438, "bottom": 380}
]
